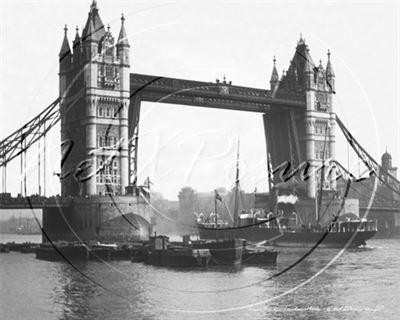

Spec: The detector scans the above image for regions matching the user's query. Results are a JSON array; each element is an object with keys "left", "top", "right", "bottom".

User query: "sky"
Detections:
[{"left": 0, "top": 0, "right": 399, "bottom": 200}]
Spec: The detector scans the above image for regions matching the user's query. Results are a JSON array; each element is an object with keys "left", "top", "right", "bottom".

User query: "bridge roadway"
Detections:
[
  {"left": 0, "top": 195, "right": 73, "bottom": 209},
  {"left": 1, "top": 194, "right": 399, "bottom": 213},
  {"left": 130, "top": 73, "right": 306, "bottom": 112}
]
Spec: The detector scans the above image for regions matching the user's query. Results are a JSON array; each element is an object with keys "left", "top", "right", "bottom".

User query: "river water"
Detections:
[{"left": 0, "top": 235, "right": 399, "bottom": 320}]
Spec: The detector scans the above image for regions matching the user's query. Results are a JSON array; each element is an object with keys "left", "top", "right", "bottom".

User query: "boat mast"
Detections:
[
  {"left": 267, "top": 152, "right": 273, "bottom": 201},
  {"left": 233, "top": 140, "right": 240, "bottom": 226},
  {"left": 214, "top": 191, "right": 218, "bottom": 227}
]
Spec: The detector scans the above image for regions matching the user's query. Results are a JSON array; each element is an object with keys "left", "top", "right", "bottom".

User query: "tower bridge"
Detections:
[
  {"left": 1, "top": 0, "right": 400, "bottom": 240},
  {"left": 58, "top": 0, "right": 335, "bottom": 200}
]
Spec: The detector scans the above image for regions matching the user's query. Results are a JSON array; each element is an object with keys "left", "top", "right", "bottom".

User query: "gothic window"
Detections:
[
  {"left": 98, "top": 107, "right": 103, "bottom": 117},
  {"left": 318, "top": 73, "right": 325, "bottom": 91},
  {"left": 98, "top": 136, "right": 103, "bottom": 148},
  {"left": 106, "top": 46, "right": 113, "bottom": 57},
  {"left": 315, "top": 92, "right": 328, "bottom": 111},
  {"left": 113, "top": 161, "right": 118, "bottom": 168},
  {"left": 106, "top": 108, "right": 110, "bottom": 117},
  {"left": 315, "top": 122, "right": 328, "bottom": 135},
  {"left": 105, "top": 65, "right": 114, "bottom": 80}
]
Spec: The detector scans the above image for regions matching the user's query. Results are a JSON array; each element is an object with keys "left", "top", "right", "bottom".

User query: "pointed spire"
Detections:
[
  {"left": 325, "top": 49, "right": 335, "bottom": 92},
  {"left": 117, "top": 13, "right": 130, "bottom": 47},
  {"left": 73, "top": 26, "right": 80, "bottom": 43},
  {"left": 91, "top": 0, "right": 98, "bottom": 11},
  {"left": 82, "top": 11, "right": 98, "bottom": 42},
  {"left": 298, "top": 33, "right": 305, "bottom": 45},
  {"left": 270, "top": 56, "right": 279, "bottom": 83},
  {"left": 72, "top": 26, "right": 82, "bottom": 63},
  {"left": 269, "top": 56, "right": 280, "bottom": 92},
  {"left": 82, "top": 0, "right": 105, "bottom": 42},
  {"left": 326, "top": 49, "right": 335, "bottom": 77},
  {"left": 59, "top": 24, "right": 71, "bottom": 57},
  {"left": 304, "top": 47, "right": 315, "bottom": 73},
  {"left": 87, "top": 16, "right": 96, "bottom": 40}
]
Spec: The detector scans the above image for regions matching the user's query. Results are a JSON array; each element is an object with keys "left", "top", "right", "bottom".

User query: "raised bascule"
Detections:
[{"left": 1, "top": 0, "right": 399, "bottom": 240}]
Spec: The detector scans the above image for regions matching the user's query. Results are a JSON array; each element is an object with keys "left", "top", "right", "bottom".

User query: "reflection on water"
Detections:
[{"left": 0, "top": 238, "right": 399, "bottom": 320}]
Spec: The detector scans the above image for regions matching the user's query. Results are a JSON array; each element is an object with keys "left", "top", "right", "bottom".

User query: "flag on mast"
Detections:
[{"left": 215, "top": 190, "right": 222, "bottom": 202}]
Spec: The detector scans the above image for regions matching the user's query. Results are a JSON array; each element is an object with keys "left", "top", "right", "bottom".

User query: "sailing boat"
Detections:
[
  {"left": 196, "top": 142, "right": 278, "bottom": 264},
  {"left": 197, "top": 137, "right": 377, "bottom": 248}
]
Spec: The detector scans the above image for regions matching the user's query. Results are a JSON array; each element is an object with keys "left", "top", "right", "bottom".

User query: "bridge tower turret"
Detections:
[
  {"left": 302, "top": 40, "right": 318, "bottom": 198},
  {"left": 116, "top": 13, "right": 130, "bottom": 196},
  {"left": 270, "top": 56, "right": 279, "bottom": 92},
  {"left": 59, "top": 24, "right": 72, "bottom": 180},
  {"left": 59, "top": 1, "right": 130, "bottom": 197},
  {"left": 302, "top": 45, "right": 337, "bottom": 198},
  {"left": 59, "top": 25, "right": 71, "bottom": 102}
]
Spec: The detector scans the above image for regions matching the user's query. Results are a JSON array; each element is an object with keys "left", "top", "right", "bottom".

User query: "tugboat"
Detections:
[
  {"left": 35, "top": 242, "right": 88, "bottom": 261},
  {"left": 144, "top": 235, "right": 211, "bottom": 268},
  {"left": 191, "top": 238, "right": 244, "bottom": 266},
  {"left": 198, "top": 204, "right": 377, "bottom": 248},
  {"left": 197, "top": 142, "right": 377, "bottom": 248},
  {"left": 195, "top": 142, "right": 279, "bottom": 264}
]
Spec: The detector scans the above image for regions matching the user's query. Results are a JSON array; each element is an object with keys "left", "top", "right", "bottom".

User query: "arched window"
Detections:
[{"left": 106, "top": 46, "right": 113, "bottom": 57}]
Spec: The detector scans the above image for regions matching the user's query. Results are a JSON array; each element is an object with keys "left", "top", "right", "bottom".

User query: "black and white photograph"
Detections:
[{"left": 0, "top": 0, "right": 399, "bottom": 319}]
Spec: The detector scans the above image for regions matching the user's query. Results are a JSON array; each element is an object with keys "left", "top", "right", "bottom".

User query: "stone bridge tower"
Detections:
[
  {"left": 59, "top": 1, "right": 130, "bottom": 197},
  {"left": 265, "top": 37, "right": 336, "bottom": 199}
]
